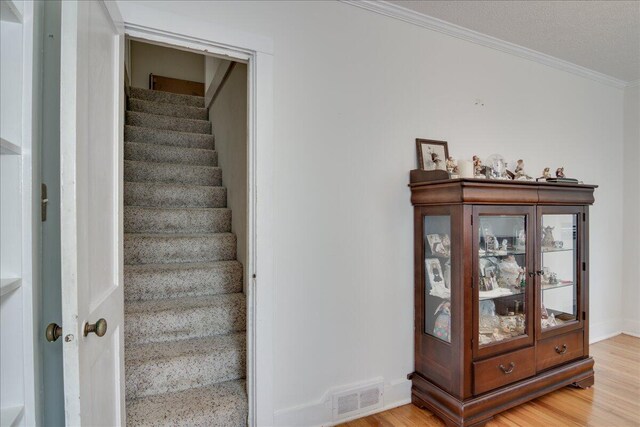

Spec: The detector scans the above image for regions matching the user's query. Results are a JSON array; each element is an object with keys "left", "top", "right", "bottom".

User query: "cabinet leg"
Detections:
[
  {"left": 411, "top": 394, "right": 428, "bottom": 409},
  {"left": 570, "top": 375, "right": 594, "bottom": 389}
]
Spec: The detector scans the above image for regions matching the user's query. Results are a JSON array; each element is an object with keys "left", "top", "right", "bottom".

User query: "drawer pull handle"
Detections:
[
  {"left": 499, "top": 362, "right": 515, "bottom": 374},
  {"left": 555, "top": 344, "right": 568, "bottom": 354}
]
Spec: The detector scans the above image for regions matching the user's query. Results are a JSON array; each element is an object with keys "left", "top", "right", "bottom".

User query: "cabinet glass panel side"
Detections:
[
  {"left": 424, "top": 215, "right": 451, "bottom": 343},
  {"left": 478, "top": 215, "right": 528, "bottom": 347},
  {"left": 541, "top": 214, "right": 578, "bottom": 329}
]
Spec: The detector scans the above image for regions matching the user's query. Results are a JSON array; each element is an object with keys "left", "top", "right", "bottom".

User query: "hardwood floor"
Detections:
[{"left": 339, "top": 334, "right": 640, "bottom": 427}]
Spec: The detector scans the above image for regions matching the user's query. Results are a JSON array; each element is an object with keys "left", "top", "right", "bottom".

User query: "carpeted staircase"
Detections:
[{"left": 123, "top": 87, "right": 247, "bottom": 426}]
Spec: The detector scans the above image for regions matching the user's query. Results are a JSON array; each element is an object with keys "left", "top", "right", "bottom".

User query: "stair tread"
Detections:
[
  {"left": 126, "top": 332, "right": 245, "bottom": 364},
  {"left": 125, "top": 140, "right": 216, "bottom": 154},
  {"left": 128, "top": 98, "right": 208, "bottom": 119},
  {"left": 125, "top": 292, "right": 245, "bottom": 315},
  {"left": 126, "top": 380, "right": 247, "bottom": 426},
  {"left": 126, "top": 110, "right": 211, "bottom": 125},
  {"left": 125, "top": 231, "right": 234, "bottom": 238},
  {"left": 124, "top": 205, "right": 230, "bottom": 213},
  {"left": 124, "top": 180, "right": 224, "bottom": 191},
  {"left": 129, "top": 87, "right": 205, "bottom": 108},
  {"left": 125, "top": 159, "right": 220, "bottom": 171},
  {"left": 125, "top": 259, "right": 241, "bottom": 271},
  {"left": 124, "top": 125, "right": 215, "bottom": 149}
]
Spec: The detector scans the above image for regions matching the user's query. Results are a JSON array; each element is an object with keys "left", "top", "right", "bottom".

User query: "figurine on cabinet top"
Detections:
[
  {"left": 542, "top": 167, "right": 551, "bottom": 179},
  {"left": 556, "top": 167, "right": 565, "bottom": 178},
  {"left": 473, "top": 155, "right": 484, "bottom": 177},
  {"left": 513, "top": 159, "right": 533, "bottom": 181}
]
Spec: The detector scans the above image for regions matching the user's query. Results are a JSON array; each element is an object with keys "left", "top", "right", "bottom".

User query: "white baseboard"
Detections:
[
  {"left": 589, "top": 319, "right": 624, "bottom": 344},
  {"left": 621, "top": 319, "right": 640, "bottom": 337},
  {"left": 273, "top": 377, "right": 411, "bottom": 427}
]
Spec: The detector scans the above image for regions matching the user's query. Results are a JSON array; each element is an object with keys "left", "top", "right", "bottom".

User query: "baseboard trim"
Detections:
[{"left": 273, "top": 377, "right": 411, "bottom": 427}]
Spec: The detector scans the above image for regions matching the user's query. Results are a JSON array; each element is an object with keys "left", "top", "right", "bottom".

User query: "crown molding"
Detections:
[
  {"left": 625, "top": 80, "right": 640, "bottom": 88},
  {"left": 341, "top": 0, "right": 630, "bottom": 90}
]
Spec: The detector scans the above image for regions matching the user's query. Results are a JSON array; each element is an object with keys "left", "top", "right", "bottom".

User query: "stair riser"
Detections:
[
  {"left": 126, "top": 348, "right": 245, "bottom": 399},
  {"left": 129, "top": 98, "right": 208, "bottom": 120},
  {"left": 124, "top": 160, "right": 222, "bottom": 186},
  {"left": 125, "top": 142, "right": 218, "bottom": 167},
  {"left": 124, "top": 207, "right": 231, "bottom": 234},
  {"left": 124, "top": 234, "right": 236, "bottom": 265},
  {"left": 125, "top": 305, "right": 246, "bottom": 345},
  {"left": 126, "top": 111, "right": 211, "bottom": 134},
  {"left": 125, "top": 125, "right": 214, "bottom": 150},
  {"left": 129, "top": 87, "right": 204, "bottom": 108},
  {"left": 125, "top": 263, "right": 243, "bottom": 302},
  {"left": 124, "top": 182, "right": 226, "bottom": 209}
]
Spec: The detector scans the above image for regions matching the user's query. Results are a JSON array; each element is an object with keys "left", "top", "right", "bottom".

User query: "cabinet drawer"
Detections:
[
  {"left": 537, "top": 330, "right": 584, "bottom": 372},
  {"left": 473, "top": 347, "right": 535, "bottom": 395}
]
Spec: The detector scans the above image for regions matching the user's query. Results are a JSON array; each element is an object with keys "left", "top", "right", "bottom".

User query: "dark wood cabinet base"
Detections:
[{"left": 411, "top": 357, "right": 594, "bottom": 427}]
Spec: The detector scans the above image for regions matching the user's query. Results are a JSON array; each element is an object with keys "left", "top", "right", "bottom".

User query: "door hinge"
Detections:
[
  {"left": 41, "top": 183, "right": 48, "bottom": 222},
  {"left": 583, "top": 212, "right": 586, "bottom": 221},
  {"left": 582, "top": 262, "right": 586, "bottom": 271},
  {"left": 471, "top": 215, "right": 473, "bottom": 225},
  {"left": 252, "top": 273, "right": 256, "bottom": 279},
  {"left": 582, "top": 312, "right": 586, "bottom": 321}
]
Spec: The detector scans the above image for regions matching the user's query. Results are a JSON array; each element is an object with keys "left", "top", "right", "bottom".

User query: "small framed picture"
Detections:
[
  {"left": 426, "top": 234, "right": 448, "bottom": 256},
  {"left": 416, "top": 139, "right": 449, "bottom": 171},
  {"left": 425, "top": 258, "right": 445, "bottom": 290}
]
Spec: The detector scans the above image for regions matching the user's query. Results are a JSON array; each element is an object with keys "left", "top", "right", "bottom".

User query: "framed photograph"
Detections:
[
  {"left": 426, "top": 234, "right": 448, "bottom": 256},
  {"left": 416, "top": 139, "right": 449, "bottom": 171},
  {"left": 425, "top": 258, "right": 445, "bottom": 290}
]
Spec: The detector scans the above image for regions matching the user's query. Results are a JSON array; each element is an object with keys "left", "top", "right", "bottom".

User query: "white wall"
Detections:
[
  {"left": 119, "top": 1, "right": 628, "bottom": 424},
  {"left": 622, "top": 84, "right": 640, "bottom": 336},
  {"left": 210, "top": 63, "right": 248, "bottom": 284},
  {"left": 129, "top": 40, "right": 204, "bottom": 89}
]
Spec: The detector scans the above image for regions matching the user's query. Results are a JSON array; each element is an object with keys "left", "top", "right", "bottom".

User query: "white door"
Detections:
[{"left": 60, "top": 1, "right": 125, "bottom": 425}]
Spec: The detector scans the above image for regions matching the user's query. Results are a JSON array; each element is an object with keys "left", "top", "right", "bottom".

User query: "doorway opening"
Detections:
[{"left": 123, "top": 37, "right": 250, "bottom": 425}]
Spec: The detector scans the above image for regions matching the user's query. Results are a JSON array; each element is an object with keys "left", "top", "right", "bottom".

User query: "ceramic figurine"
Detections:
[
  {"left": 501, "top": 239, "right": 508, "bottom": 251},
  {"left": 446, "top": 156, "right": 459, "bottom": 174},
  {"left": 473, "top": 155, "right": 483, "bottom": 177},
  {"left": 556, "top": 167, "right": 565, "bottom": 178},
  {"left": 541, "top": 167, "right": 551, "bottom": 179},
  {"left": 541, "top": 226, "right": 555, "bottom": 248},
  {"left": 514, "top": 159, "right": 532, "bottom": 180}
]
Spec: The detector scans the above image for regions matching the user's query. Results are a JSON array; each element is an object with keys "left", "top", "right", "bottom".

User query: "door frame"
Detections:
[{"left": 114, "top": 5, "right": 275, "bottom": 426}]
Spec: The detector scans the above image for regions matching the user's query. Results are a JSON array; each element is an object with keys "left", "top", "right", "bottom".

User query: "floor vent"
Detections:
[{"left": 332, "top": 382, "right": 383, "bottom": 420}]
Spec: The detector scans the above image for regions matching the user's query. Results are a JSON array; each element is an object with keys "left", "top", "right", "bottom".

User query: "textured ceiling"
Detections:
[{"left": 391, "top": 1, "right": 640, "bottom": 83}]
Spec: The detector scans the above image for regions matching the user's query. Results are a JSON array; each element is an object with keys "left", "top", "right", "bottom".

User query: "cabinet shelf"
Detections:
[
  {"left": 479, "top": 288, "right": 524, "bottom": 301},
  {"left": 0, "top": 406, "right": 24, "bottom": 427},
  {"left": 541, "top": 281, "right": 574, "bottom": 291},
  {"left": 541, "top": 248, "right": 574, "bottom": 254},
  {"left": 479, "top": 250, "right": 526, "bottom": 258},
  {"left": 0, "top": 0, "right": 22, "bottom": 23},
  {"left": 0, "top": 138, "right": 21, "bottom": 155}
]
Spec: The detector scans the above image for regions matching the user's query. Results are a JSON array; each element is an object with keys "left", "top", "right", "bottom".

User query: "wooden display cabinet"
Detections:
[{"left": 409, "top": 179, "right": 597, "bottom": 427}]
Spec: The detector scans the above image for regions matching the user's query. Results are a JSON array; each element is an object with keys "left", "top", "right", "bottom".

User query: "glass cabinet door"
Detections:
[
  {"left": 424, "top": 215, "right": 452, "bottom": 343},
  {"left": 539, "top": 211, "right": 581, "bottom": 333},
  {"left": 475, "top": 209, "right": 534, "bottom": 355}
]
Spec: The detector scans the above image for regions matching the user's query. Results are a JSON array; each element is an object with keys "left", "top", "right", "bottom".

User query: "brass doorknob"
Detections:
[
  {"left": 84, "top": 318, "right": 108, "bottom": 337},
  {"left": 46, "top": 323, "right": 63, "bottom": 342}
]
